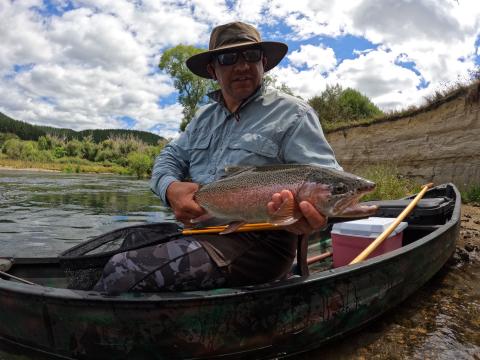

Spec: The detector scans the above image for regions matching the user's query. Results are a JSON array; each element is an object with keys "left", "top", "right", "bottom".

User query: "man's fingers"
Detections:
[
  {"left": 280, "top": 190, "right": 294, "bottom": 201},
  {"left": 187, "top": 202, "right": 205, "bottom": 216},
  {"left": 271, "top": 193, "right": 282, "bottom": 208},
  {"left": 267, "top": 201, "right": 276, "bottom": 215},
  {"left": 299, "top": 201, "right": 327, "bottom": 230}
]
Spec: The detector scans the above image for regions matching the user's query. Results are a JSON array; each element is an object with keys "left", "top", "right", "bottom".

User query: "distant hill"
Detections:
[{"left": 0, "top": 112, "right": 165, "bottom": 145}]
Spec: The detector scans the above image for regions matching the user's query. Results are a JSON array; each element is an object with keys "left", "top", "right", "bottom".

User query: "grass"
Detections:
[
  {"left": 357, "top": 164, "right": 480, "bottom": 205},
  {"left": 356, "top": 164, "right": 421, "bottom": 201},
  {"left": 461, "top": 184, "right": 480, "bottom": 205}
]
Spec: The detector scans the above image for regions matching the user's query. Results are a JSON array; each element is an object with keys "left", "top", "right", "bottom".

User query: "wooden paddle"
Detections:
[
  {"left": 182, "top": 222, "right": 276, "bottom": 235},
  {"left": 349, "top": 183, "right": 433, "bottom": 265}
]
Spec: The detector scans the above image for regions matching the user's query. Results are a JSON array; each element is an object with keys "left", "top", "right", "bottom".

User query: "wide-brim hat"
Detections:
[{"left": 186, "top": 22, "right": 288, "bottom": 79}]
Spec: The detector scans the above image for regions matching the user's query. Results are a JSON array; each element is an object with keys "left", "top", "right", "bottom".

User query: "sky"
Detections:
[{"left": 1, "top": 0, "right": 479, "bottom": 139}]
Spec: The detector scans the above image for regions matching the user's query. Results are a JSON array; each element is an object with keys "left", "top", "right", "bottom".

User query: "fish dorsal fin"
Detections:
[
  {"left": 269, "top": 197, "right": 301, "bottom": 226},
  {"left": 223, "top": 166, "right": 254, "bottom": 177}
]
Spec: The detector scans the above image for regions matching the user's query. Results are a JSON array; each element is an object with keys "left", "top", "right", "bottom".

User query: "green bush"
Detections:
[
  {"left": 81, "top": 137, "right": 98, "bottom": 161},
  {"left": 65, "top": 139, "right": 83, "bottom": 157},
  {"left": 2, "top": 138, "right": 23, "bottom": 159},
  {"left": 53, "top": 146, "right": 67, "bottom": 158},
  {"left": 308, "top": 84, "right": 383, "bottom": 126},
  {"left": 338, "top": 88, "right": 383, "bottom": 121},
  {"left": 38, "top": 135, "right": 52, "bottom": 150},
  {"left": 0, "top": 133, "right": 20, "bottom": 147},
  {"left": 127, "top": 151, "right": 153, "bottom": 179},
  {"left": 2, "top": 138, "right": 40, "bottom": 161},
  {"left": 95, "top": 148, "right": 120, "bottom": 163}
]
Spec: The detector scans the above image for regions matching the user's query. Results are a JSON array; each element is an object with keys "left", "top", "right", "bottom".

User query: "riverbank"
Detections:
[
  {"left": 0, "top": 159, "right": 128, "bottom": 175},
  {"left": 0, "top": 165, "right": 60, "bottom": 172}
]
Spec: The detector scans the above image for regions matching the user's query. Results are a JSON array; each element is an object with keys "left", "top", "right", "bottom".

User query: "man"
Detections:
[{"left": 94, "top": 22, "right": 341, "bottom": 294}]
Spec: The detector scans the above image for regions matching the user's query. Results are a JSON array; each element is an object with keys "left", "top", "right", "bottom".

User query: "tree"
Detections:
[
  {"left": 308, "top": 84, "right": 383, "bottom": 125},
  {"left": 263, "top": 74, "right": 297, "bottom": 97},
  {"left": 159, "top": 45, "right": 216, "bottom": 131},
  {"left": 338, "top": 88, "right": 383, "bottom": 121}
]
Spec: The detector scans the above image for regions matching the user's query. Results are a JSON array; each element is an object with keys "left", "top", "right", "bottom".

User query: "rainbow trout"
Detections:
[{"left": 193, "top": 164, "right": 377, "bottom": 234}]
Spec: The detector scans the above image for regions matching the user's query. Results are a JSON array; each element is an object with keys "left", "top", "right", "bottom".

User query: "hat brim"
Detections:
[{"left": 186, "top": 41, "right": 288, "bottom": 79}]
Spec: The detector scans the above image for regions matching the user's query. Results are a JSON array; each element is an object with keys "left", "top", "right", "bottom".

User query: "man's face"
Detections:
[{"left": 208, "top": 47, "right": 267, "bottom": 110}]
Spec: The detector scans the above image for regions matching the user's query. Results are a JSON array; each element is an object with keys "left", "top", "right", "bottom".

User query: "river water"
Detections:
[{"left": 0, "top": 170, "right": 478, "bottom": 359}]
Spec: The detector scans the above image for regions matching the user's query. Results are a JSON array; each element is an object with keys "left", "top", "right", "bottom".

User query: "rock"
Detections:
[
  {"left": 0, "top": 258, "right": 13, "bottom": 272},
  {"left": 454, "top": 248, "right": 470, "bottom": 262},
  {"left": 465, "top": 243, "right": 475, "bottom": 252}
]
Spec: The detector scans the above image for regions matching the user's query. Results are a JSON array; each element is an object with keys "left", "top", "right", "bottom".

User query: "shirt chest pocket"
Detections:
[
  {"left": 186, "top": 132, "right": 212, "bottom": 167},
  {"left": 228, "top": 133, "right": 279, "bottom": 159}
]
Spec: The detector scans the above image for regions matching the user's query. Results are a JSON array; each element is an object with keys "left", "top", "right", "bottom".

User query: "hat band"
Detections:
[{"left": 214, "top": 34, "right": 259, "bottom": 49}]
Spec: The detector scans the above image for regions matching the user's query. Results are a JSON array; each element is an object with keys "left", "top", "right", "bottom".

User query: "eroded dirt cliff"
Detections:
[{"left": 326, "top": 83, "right": 480, "bottom": 189}]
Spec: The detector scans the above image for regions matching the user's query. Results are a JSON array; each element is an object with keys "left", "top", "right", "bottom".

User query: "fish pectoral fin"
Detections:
[
  {"left": 190, "top": 213, "right": 214, "bottom": 224},
  {"left": 341, "top": 204, "right": 379, "bottom": 217},
  {"left": 219, "top": 221, "right": 247, "bottom": 235},
  {"left": 270, "top": 197, "right": 300, "bottom": 226}
]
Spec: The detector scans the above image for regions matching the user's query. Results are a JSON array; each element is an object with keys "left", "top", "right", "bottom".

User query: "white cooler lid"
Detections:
[{"left": 331, "top": 217, "right": 408, "bottom": 238}]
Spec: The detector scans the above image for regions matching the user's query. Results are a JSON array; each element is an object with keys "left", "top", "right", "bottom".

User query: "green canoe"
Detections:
[{"left": 0, "top": 183, "right": 460, "bottom": 359}]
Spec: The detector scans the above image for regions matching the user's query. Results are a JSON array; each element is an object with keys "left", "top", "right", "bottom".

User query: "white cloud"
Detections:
[
  {"left": 0, "top": 1, "right": 54, "bottom": 71},
  {"left": 274, "top": 48, "right": 424, "bottom": 110},
  {"left": 265, "top": 1, "right": 361, "bottom": 39},
  {"left": 330, "top": 49, "right": 422, "bottom": 109},
  {"left": 0, "top": 0, "right": 479, "bottom": 139},
  {"left": 349, "top": 0, "right": 480, "bottom": 87},
  {"left": 287, "top": 44, "right": 337, "bottom": 72},
  {"left": 270, "top": 66, "right": 329, "bottom": 99},
  {"left": 267, "top": 0, "right": 479, "bottom": 111}
]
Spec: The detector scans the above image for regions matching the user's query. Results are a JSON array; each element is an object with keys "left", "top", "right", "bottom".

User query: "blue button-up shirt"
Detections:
[{"left": 150, "top": 85, "right": 341, "bottom": 205}]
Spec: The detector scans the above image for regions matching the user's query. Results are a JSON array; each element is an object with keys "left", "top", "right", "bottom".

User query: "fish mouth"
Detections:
[
  {"left": 332, "top": 182, "right": 377, "bottom": 217},
  {"left": 334, "top": 194, "right": 378, "bottom": 217}
]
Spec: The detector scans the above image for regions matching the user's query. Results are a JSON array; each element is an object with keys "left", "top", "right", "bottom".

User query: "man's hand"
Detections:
[
  {"left": 267, "top": 190, "right": 327, "bottom": 235},
  {"left": 166, "top": 181, "right": 205, "bottom": 226}
]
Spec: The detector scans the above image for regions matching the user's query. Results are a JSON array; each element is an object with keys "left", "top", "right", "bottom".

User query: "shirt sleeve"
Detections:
[
  {"left": 281, "top": 107, "right": 343, "bottom": 170},
  {"left": 150, "top": 132, "right": 190, "bottom": 206}
]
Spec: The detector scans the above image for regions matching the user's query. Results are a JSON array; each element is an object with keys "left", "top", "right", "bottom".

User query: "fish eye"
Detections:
[{"left": 333, "top": 183, "right": 347, "bottom": 194}]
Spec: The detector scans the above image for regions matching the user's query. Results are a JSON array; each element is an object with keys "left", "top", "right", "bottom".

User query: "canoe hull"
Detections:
[{"left": 0, "top": 184, "right": 461, "bottom": 359}]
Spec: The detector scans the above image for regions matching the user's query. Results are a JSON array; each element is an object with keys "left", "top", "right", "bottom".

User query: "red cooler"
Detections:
[{"left": 331, "top": 217, "right": 408, "bottom": 267}]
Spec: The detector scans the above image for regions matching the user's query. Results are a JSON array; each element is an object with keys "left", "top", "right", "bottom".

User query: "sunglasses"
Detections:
[{"left": 215, "top": 48, "right": 263, "bottom": 66}]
